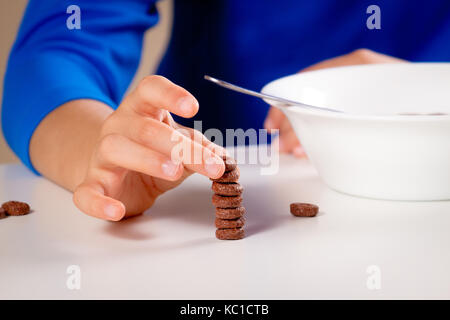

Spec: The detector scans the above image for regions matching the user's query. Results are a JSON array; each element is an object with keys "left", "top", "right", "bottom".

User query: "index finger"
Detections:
[{"left": 124, "top": 75, "right": 199, "bottom": 118}]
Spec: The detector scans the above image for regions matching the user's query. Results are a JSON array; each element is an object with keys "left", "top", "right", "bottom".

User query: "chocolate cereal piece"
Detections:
[
  {"left": 2, "top": 201, "right": 30, "bottom": 216},
  {"left": 216, "top": 227, "right": 245, "bottom": 240},
  {"left": 211, "top": 167, "right": 240, "bottom": 183},
  {"left": 215, "top": 207, "right": 246, "bottom": 219},
  {"left": 215, "top": 217, "right": 245, "bottom": 229},
  {"left": 290, "top": 203, "right": 318, "bottom": 217},
  {"left": 212, "top": 182, "right": 243, "bottom": 196},
  {"left": 211, "top": 156, "right": 245, "bottom": 240},
  {"left": 222, "top": 156, "right": 237, "bottom": 172},
  {"left": 212, "top": 194, "right": 243, "bottom": 208},
  {"left": 0, "top": 207, "right": 7, "bottom": 219}
]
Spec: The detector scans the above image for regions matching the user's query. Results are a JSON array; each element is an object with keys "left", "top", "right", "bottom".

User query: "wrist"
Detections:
[{"left": 30, "top": 99, "right": 113, "bottom": 191}]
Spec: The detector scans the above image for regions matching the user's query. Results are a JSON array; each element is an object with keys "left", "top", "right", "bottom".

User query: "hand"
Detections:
[
  {"left": 264, "top": 49, "right": 405, "bottom": 157},
  {"left": 73, "top": 76, "right": 226, "bottom": 221}
]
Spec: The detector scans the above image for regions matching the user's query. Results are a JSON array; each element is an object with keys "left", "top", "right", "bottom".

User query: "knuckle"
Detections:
[
  {"left": 140, "top": 74, "right": 162, "bottom": 86},
  {"left": 91, "top": 165, "right": 123, "bottom": 188},
  {"left": 102, "top": 171, "right": 123, "bottom": 187},
  {"left": 137, "top": 75, "right": 166, "bottom": 94},
  {"left": 100, "top": 115, "right": 117, "bottom": 136},
  {"left": 98, "top": 134, "right": 122, "bottom": 160},
  {"left": 137, "top": 119, "right": 158, "bottom": 143},
  {"left": 352, "top": 48, "right": 374, "bottom": 59},
  {"left": 136, "top": 75, "right": 160, "bottom": 100},
  {"left": 135, "top": 80, "right": 149, "bottom": 102}
]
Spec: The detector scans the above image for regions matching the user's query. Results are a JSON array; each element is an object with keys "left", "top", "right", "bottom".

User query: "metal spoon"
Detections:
[{"left": 204, "top": 75, "right": 343, "bottom": 113}]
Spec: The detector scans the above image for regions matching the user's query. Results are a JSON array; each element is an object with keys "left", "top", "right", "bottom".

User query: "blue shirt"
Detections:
[{"left": 3, "top": 0, "right": 450, "bottom": 174}]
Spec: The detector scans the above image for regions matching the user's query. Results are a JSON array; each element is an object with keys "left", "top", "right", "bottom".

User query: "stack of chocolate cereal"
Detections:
[{"left": 211, "top": 156, "right": 245, "bottom": 240}]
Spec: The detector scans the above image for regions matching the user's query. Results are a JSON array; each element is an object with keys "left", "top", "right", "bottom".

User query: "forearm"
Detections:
[{"left": 29, "top": 99, "right": 113, "bottom": 191}]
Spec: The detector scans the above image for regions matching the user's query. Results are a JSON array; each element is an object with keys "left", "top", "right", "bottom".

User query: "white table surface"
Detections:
[{"left": 1, "top": 147, "right": 450, "bottom": 300}]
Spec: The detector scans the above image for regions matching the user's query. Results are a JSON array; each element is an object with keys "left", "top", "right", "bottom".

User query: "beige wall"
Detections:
[{"left": 0, "top": 0, "right": 173, "bottom": 164}]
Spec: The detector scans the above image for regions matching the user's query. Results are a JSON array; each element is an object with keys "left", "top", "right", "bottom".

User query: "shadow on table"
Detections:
[
  {"left": 103, "top": 187, "right": 215, "bottom": 242},
  {"left": 103, "top": 175, "right": 322, "bottom": 242},
  {"left": 104, "top": 214, "right": 155, "bottom": 241}
]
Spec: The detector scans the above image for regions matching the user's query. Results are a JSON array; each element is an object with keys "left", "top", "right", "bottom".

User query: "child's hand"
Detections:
[
  {"left": 264, "top": 49, "right": 405, "bottom": 157},
  {"left": 72, "top": 76, "right": 226, "bottom": 221}
]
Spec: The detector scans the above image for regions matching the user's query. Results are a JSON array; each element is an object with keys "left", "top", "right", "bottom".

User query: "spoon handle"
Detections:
[{"left": 204, "top": 75, "right": 342, "bottom": 113}]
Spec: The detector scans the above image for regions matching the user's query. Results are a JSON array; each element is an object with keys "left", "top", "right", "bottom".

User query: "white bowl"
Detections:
[{"left": 262, "top": 63, "right": 450, "bottom": 201}]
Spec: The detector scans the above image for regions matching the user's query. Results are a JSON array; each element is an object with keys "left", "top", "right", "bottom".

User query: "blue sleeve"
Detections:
[{"left": 1, "top": 0, "right": 158, "bottom": 174}]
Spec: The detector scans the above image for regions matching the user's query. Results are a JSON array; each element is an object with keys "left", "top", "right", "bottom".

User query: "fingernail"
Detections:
[
  {"left": 205, "top": 156, "right": 223, "bottom": 178},
  {"left": 162, "top": 160, "right": 179, "bottom": 177},
  {"left": 104, "top": 204, "right": 120, "bottom": 220},
  {"left": 177, "top": 96, "right": 197, "bottom": 116}
]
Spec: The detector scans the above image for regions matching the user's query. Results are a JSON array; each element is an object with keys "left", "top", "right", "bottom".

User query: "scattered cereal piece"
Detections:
[
  {"left": 290, "top": 203, "right": 318, "bottom": 217},
  {"left": 2, "top": 201, "right": 30, "bottom": 216}
]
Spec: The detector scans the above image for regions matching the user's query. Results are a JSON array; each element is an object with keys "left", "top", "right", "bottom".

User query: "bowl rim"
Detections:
[{"left": 261, "top": 62, "right": 450, "bottom": 122}]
